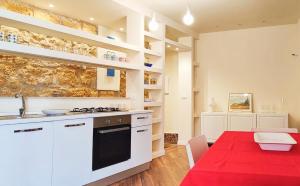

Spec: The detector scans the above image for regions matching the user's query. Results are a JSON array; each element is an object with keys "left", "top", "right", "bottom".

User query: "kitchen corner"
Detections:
[{"left": 0, "top": 108, "right": 152, "bottom": 186}]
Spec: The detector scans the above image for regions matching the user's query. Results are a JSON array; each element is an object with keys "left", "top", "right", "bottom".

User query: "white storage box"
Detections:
[{"left": 254, "top": 132, "right": 297, "bottom": 151}]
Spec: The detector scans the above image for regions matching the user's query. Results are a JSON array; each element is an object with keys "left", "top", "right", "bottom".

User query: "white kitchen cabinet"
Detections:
[
  {"left": 0, "top": 122, "right": 53, "bottom": 186},
  {"left": 228, "top": 113, "right": 256, "bottom": 131},
  {"left": 131, "top": 125, "right": 152, "bottom": 166},
  {"left": 257, "top": 113, "right": 288, "bottom": 129},
  {"left": 201, "top": 112, "right": 227, "bottom": 143},
  {"left": 52, "top": 118, "right": 93, "bottom": 186}
]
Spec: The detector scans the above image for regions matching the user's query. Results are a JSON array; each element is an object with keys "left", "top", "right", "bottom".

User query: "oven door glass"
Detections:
[{"left": 92, "top": 124, "right": 131, "bottom": 170}]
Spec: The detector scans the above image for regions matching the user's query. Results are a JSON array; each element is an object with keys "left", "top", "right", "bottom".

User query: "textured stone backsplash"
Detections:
[{"left": 0, "top": 55, "right": 126, "bottom": 97}]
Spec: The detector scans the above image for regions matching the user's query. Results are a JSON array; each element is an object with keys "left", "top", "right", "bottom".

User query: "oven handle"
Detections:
[{"left": 97, "top": 126, "right": 130, "bottom": 134}]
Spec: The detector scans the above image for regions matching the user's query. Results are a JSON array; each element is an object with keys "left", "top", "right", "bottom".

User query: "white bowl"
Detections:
[
  {"left": 254, "top": 132, "right": 297, "bottom": 151},
  {"left": 42, "top": 109, "right": 69, "bottom": 116}
]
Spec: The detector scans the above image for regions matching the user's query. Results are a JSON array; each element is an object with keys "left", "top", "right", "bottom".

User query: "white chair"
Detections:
[
  {"left": 251, "top": 128, "right": 298, "bottom": 133},
  {"left": 186, "top": 135, "right": 209, "bottom": 169}
]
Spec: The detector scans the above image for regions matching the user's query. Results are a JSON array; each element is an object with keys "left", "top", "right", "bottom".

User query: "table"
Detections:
[{"left": 181, "top": 131, "right": 300, "bottom": 186}]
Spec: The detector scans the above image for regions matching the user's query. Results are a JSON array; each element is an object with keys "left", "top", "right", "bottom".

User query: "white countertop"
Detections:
[{"left": 0, "top": 110, "right": 152, "bottom": 126}]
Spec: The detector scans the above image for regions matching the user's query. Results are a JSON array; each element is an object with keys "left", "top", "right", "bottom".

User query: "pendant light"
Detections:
[
  {"left": 148, "top": 13, "right": 159, "bottom": 31},
  {"left": 183, "top": 4, "right": 194, "bottom": 26}
]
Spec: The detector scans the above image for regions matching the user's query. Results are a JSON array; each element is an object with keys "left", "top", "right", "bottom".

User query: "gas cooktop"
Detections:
[{"left": 71, "top": 107, "right": 120, "bottom": 113}]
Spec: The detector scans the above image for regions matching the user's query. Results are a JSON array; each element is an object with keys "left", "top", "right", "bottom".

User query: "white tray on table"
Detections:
[{"left": 254, "top": 132, "right": 297, "bottom": 151}]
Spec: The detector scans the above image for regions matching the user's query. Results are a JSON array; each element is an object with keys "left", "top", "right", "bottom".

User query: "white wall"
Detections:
[{"left": 196, "top": 23, "right": 300, "bottom": 130}]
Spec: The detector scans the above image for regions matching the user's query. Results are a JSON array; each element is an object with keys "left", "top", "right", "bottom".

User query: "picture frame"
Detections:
[{"left": 228, "top": 93, "right": 253, "bottom": 112}]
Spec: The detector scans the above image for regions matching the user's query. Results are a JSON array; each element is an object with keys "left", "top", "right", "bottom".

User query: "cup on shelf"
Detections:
[
  {"left": 0, "top": 31, "right": 4, "bottom": 42},
  {"left": 111, "top": 52, "right": 117, "bottom": 61},
  {"left": 6, "top": 33, "right": 18, "bottom": 43}
]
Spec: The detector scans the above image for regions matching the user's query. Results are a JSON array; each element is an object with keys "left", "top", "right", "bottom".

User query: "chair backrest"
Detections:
[
  {"left": 186, "top": 135, "right": 209, "bottom": 169},
  {"left": 251, "top": 128, "right": 298, "bottom": 133}
]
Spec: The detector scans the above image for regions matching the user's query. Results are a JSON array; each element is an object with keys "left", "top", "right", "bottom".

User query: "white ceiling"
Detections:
[
  {"left": 132, "top": 0, "right": 300, "bottom": 33},
  {"left": 22, "top": 0, "right": 300, "bottom": 33}
]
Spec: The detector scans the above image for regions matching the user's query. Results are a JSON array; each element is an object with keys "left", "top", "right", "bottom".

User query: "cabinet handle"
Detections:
[
  {"left": 14, "top": 127, "right": 43, "bottom": 133},
  {"left": 137, "top": 129, "right": 148, "bottom": 133},
  {"left": 98, "top": 126, "right": 130, "bottom": 134},
  {"left": 65, "top": 123, "right": 85, "bottom": 128},
  {"left": 137, "top": 117, "right": 148, "bottom": 120}
]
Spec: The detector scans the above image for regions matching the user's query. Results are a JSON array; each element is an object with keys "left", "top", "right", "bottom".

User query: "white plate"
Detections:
[
  {"left": 254, "top": 132, "right": 297, "bottom": 151},
  {"left": 42, "top": 109, "right": 69, "bottom": 116}
]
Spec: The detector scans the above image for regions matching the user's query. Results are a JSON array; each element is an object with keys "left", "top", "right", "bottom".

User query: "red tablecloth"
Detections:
[{"left": 181, "top": 131, "right": 300, "bottom": 186}]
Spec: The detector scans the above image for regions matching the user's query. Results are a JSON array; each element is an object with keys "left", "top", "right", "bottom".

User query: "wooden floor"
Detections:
[{"left": 110, "top": 145, "right": 189, "bottom": 186}]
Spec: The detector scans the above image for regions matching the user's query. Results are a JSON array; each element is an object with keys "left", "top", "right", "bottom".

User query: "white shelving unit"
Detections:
[
  {"left": 0, "top": 9, "right": 140, "bottom": 53},
  {"left": 0, "top": 41, "right": 140, "bottom": 70},
  {"left": 193, "top": 60, "right": 200, "bottom": 136},
  {"left": 143, "top": 22, "right": 166, "bottom": 159}
]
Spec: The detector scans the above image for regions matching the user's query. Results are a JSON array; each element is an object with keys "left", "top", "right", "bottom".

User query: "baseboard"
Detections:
[{"left": 85, "top": 163, "right": 150, "bottom": 186}]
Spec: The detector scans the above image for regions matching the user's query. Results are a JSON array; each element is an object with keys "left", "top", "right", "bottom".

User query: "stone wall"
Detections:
[
  {"left": 0, "top": 0, "right": 126, "bottom": 98},
  {"left": 0, "top": 0, "right": 97, "bottom": 34},
  {"left": 0, "top": 55, "right": 126, "bottom": 97}
]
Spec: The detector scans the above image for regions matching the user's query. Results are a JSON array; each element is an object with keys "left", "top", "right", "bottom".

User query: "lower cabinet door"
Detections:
[
  {"left": 0, "top": 122, "right": 53, "bottom": 186},
  {"left": 52, "top": 118, "right": 93, "bottom": 186},
  {"left": 131, "top": 125, "right": 152, "bottom": 166},
  {"left": 201, "top": 115, "right": 227, "bottom": 142},
  {"left": 228, "top": 114, "right": 256, "bottom": 131},
  {"left": 257, "top": 116, "right": 288, "bottom": 129}
]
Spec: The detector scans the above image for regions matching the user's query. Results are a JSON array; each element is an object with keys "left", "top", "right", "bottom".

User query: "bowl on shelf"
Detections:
[
  {"left": 42, "top": 109, "right": 69, "bottom": 116},
  {"left": 144, "top": 63, "right": 153, "bottom": 67}
]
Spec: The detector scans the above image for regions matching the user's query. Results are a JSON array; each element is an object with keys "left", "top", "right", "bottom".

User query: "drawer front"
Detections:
[{"left": 131, "top": 114, "right": 152, "bottom": 127}]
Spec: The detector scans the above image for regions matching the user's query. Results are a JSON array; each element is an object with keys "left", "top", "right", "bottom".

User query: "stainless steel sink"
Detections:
[{"left": 0, "top": 114, "right": 45, "bottom": 120}]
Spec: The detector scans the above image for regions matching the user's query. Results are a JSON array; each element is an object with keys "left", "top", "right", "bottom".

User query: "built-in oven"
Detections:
[{"left": 92, "top": 115, "right": 131, "bottom": 171}]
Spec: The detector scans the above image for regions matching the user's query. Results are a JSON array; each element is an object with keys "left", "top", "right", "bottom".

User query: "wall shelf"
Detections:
[
  {"left": 193, "top": 88, "right": 200, "bottom": 93},
  {"left": 152, "top": 118, "right": 162, "bottom": 123},
  {"left": 193, "top": 62, "right": 200, "bottom": 67},
  {"left": 144, "top": 31, "right": 162, "bottom": 42},
  {"left": 144, "top": 84, "right": 163, "bottom": 90},
  {"left": 144, "top": 101, "right": 162, "bottom": 107},
  {"left": 144, "top": 66, "right": 163, "bottom": 74},
  {"left": 0, "top": 9, "right": 140, "bottom": 53},
  {"left": 0, "top": 42, "right": 140, "bottom": 70},
  {"left": 165, "top": 38, "right": 191, "bottom": 52},
  {"left": 152, "top": 133, "right": 163, "bottom": 141},
  {"left": 144, "top": 49, "right": 162, "bottom": 57}
]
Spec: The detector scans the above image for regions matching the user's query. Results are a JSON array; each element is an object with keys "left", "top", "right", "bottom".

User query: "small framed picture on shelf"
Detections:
[{"left": 228, "top": 93, "right": 253, "bottom": 112}]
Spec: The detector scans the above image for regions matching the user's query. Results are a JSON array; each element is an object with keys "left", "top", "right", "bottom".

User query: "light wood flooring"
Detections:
[{"left": 110, "top": 145, "right": 189, "bottom": 186}]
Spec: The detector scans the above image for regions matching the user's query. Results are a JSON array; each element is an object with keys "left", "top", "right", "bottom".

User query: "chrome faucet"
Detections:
[{"left": 15, "top": 93, "right": 26, "bottom": 118}]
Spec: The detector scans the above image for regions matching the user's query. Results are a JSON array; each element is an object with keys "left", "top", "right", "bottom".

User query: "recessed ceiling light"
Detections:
[
  {"left": 167, "top": 45, "right": 171, "bottom": 48},
  {"left": 119, "top": 27, "right": 124, "bottom": 32},
  {"left": 49, "top": 4, "right": 54, "bottom": 8},
  {"left": 89, "top": 17, "right": 95, "bottom": 21},
  {"left": 175, "top": 48, "right": 179, "bottom": 51}
]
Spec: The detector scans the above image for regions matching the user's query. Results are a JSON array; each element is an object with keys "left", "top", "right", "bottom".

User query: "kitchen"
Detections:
[{"left": 1, "top": 0, "right": 300, "bottom": 186}]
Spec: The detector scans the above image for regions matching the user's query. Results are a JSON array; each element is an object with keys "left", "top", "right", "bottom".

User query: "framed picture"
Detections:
[{"left": 228, "top": 93, "right": 253, "bottom": 112}]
